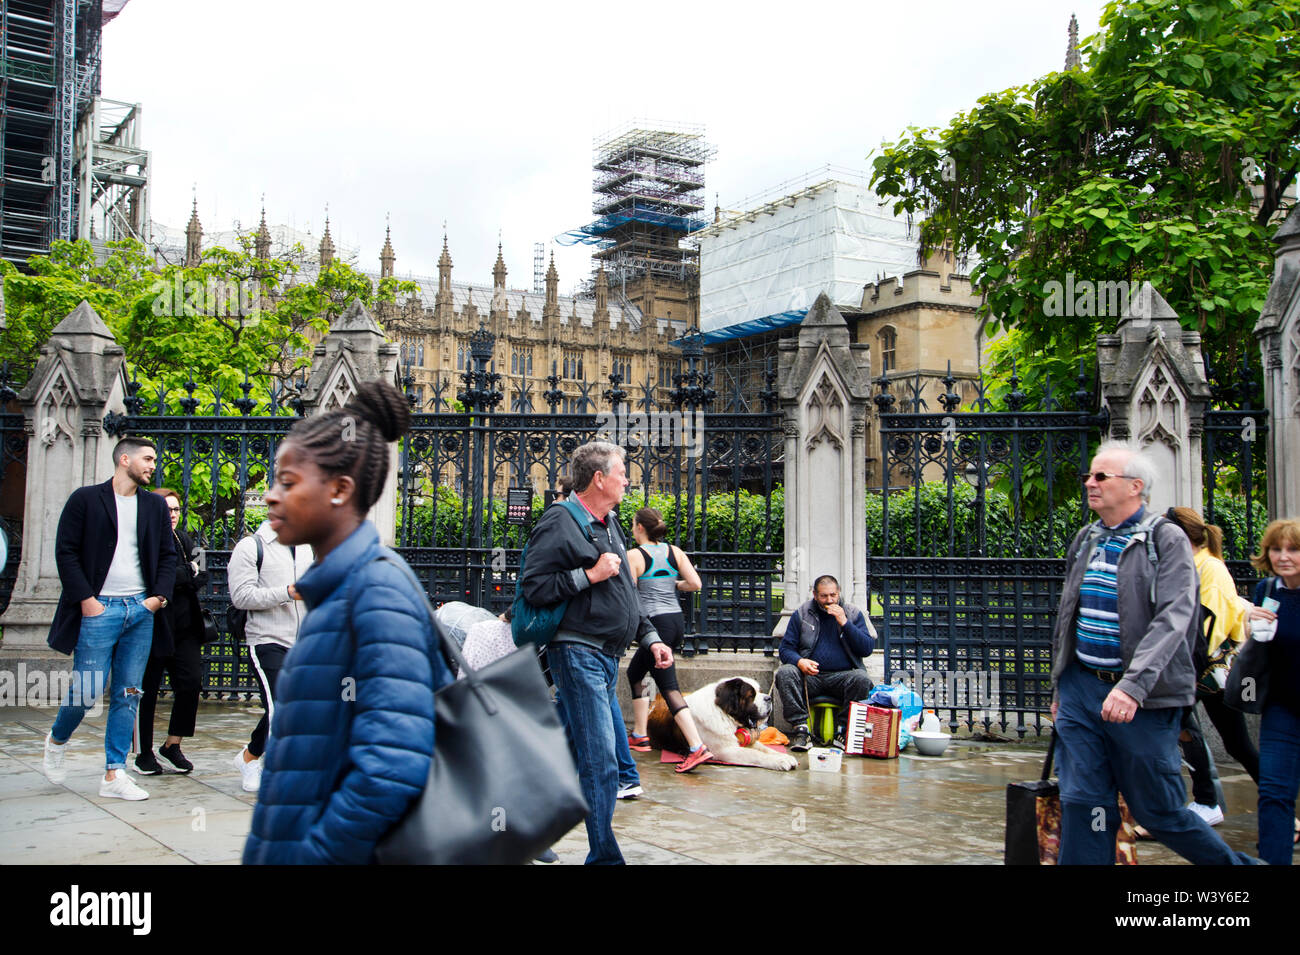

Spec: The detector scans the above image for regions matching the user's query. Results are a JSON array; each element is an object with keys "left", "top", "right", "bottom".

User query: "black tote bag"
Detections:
[{"left": 374, "top": 558, "right": 588, "bottom": 865}]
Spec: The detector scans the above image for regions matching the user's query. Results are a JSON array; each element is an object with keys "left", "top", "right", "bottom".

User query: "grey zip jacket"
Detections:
[
  {"left": 1050, "top": 514, "right": 1198, "bottom": 709},
  {"left": 228, "top": 521, "right": 314, "bottom": 650}
]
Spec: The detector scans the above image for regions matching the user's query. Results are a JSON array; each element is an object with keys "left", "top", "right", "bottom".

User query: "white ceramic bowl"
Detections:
[{"left": 910, "top": 731, "right": 952, "bottom": 756}]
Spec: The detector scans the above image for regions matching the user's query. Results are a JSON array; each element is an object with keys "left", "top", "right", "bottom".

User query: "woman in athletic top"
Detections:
[{"left": 625, "top": 507, "right": 712, "bottom": 773}]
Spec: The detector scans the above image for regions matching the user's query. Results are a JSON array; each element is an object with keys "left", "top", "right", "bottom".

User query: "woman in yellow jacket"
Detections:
[{"left": 1167, "top": 507, "right": 1257, "bottom": 826}]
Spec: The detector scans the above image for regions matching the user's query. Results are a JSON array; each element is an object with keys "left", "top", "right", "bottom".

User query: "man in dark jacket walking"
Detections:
[
  {"left": 1051, "top": 441, "right": 1254, "bottom": 864},
  {"left": 42, "top": 437, "right": 177, "bottom": 801},
  {"left": 521, "top": 441, "right": 669, "bottom": 865},
  {"left": 776, "top": 575, "right": 875, "bottom": 751}
]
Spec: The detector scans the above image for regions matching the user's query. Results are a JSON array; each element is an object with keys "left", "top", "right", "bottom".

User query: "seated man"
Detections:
[{"left": 776, "top": 575, "right": 875, "bottom": 751}]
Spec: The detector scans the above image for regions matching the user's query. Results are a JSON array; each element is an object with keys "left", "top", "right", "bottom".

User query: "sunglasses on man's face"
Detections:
[{"left": 1081, "top": 471, "right": 1136, "bottom": 484}]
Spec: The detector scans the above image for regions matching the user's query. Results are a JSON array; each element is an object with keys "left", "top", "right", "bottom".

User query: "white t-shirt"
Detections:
[{"left": 99, "top": 492, "right": 147, "bottom": 597}]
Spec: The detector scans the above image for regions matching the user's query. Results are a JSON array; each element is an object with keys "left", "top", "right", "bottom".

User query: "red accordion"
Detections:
[{"left": 845, "top": 702, "right": 900, "bottom": 758}]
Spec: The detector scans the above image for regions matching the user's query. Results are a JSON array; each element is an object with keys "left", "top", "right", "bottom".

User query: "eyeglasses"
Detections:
[
  {"left": 1081, "top": 472, "right": 1137, "bottom": 484},
  {"left": 167, "top": 506, "right": 181, "bottom": 513}
]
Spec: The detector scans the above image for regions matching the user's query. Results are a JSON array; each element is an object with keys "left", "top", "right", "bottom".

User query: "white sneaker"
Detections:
[
  {"left": 1188, "top": 801, "right": 1224, "bottom": 826},
  {"left": 43, "top": 734, "right": 68, "bottom": 784},
  {"left": 616, "top": 783, "right": 643, "bottom": 800},
  {"left": 233, "top": 748, "right": 262, "bottom": 792},
  {"left": 99, "top": 771, "right": 149, "bottom": 801}
]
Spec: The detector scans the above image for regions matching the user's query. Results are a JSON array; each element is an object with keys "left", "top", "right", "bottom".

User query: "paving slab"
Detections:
[{"left": 0, "top": 698, "right": 1267, "bottom": 865}]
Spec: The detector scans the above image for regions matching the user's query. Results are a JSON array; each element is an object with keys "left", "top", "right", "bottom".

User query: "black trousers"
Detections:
[
  {"left": 774, "top": 663, "right": 873, "bottom": 728},
  {"left": 247, "top": 643, "right": 288, "bottom": 759},
  {"left": 139, "top": 632, "right": 203, "bottom": 752},
  {"left": 1181, "top": 693, "right": 1262, "bottom": 806}
]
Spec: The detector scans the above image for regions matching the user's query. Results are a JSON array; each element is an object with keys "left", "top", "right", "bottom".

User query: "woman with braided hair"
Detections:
[{"left": 243, "top": 380, "right": 451, "bottom": 864}]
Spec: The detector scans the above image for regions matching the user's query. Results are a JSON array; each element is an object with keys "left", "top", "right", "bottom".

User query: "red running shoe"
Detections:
[
  {"left": 628, "top": 734, "right": 651, "bottom": 752},
  {"left": 675, "top": 745, "right": 714, "bottom": 774}
]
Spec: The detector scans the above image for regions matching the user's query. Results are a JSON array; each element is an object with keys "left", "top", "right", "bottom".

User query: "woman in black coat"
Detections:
[{"left": 136, "top": 488, "right": 209, "bottom": 774}]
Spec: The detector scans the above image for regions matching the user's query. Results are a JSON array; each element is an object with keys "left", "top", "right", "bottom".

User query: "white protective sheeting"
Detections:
[{"left": 698, "top": 180, "right": 918, "bottom": 334}]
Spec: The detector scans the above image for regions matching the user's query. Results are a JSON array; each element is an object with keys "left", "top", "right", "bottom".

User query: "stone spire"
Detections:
[
  {"left": 436, "top": 231, "right": 453, "bottom": 306},
  {"left": 184, "top": 196, "right": 202, "bottom": 268},
  {"left": 545, "top": 252, "right": 558, "bottom": 308},
  {"left": 254, "top": 201, "right": 271, "bottom": 260},
  {"left": 493, "top": 241, "right": 507, "bottom": 290},
  {"left": 595, "top": 264, "right": 608, "bottom": 316},
  {"left": 380, "top": 221, "right": 395, "bottom": 279},
  {"left": 543, "top": 252, "right": 559, "bottom": 323},
  {"left": 1064, "top": 14, "right": 1082, "bottom": 71},
  {"left": 319, "top": 215, "right": 336, "bottom": 270}
]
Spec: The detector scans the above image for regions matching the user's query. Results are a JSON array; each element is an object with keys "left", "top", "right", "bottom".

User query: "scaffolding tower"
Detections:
[
  {"left": 558, "top": 121, "right": 715, "bottom": 287},
  {"left": 76, "top": 97, "right": 148, "bottom": 243},
  {"left": 0, "top": 0, "right": 128, "bottom": 267}
]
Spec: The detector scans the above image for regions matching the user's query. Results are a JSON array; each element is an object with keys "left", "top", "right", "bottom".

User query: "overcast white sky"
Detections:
[{"left": 101, "top": 0, "right": 1107, "bottom": 294}]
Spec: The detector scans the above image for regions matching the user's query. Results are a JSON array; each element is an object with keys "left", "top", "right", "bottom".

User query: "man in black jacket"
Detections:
[
  {"left": 42, "top": 437, "right": 177, "bottom": 801},
  {"left": 521, "top": 441, "right": 669, "bottom": 865}
]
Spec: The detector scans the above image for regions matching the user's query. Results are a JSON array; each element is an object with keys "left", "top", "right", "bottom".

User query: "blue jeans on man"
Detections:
[
  {"left": 50, "top": 595, "right": 155, "bottom": 771},
  {"left": 1055, "top": 663, "right": 1254, "bottom": 865},
  {"left": 547, "top": 643, "right": 638, "bottom": 865}
]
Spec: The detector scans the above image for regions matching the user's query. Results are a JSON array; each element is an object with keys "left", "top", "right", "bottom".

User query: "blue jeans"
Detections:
[
  {"left": 548, "top": 643, "right": 633, "bottom": 865},
  {"left": 1258, "top": 703, "right": 1300, "bottom": 866},
  {"left": 1055, "top": 663, "right": 1254, "bottom": 865},
  {"left": 50, "top": 595, "right": 155, "bottom": 771}
]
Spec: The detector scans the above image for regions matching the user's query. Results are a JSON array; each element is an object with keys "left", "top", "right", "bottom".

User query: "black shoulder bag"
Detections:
[{"left": 373, "top": 555, "right": 588, "bottom": 865}]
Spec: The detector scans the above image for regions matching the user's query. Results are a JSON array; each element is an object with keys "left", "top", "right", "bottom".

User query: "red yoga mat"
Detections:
[{"left": 660, "top": 745, "right": 789, "bottom": 768}]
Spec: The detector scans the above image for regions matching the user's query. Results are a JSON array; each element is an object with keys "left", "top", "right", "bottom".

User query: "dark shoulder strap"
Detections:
[
  {"left": 558, "top": 498, "right": 595, "bottom": 543},
  {"left": 254, "top": 535, "right": 264, "bottom": 574}
]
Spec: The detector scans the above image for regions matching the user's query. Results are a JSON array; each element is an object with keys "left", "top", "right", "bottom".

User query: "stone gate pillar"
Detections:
[
  {"left": 299, "top": 300, "right": 402, "bottom": 545},
  {"left": 1256, "top": 205, "right": 1300, "bottom": 519},
  {"left": 0, "top": 302, "right": 129, "bottom": 653},
  {"left": 776, "top": 293, "right": 873, "bottom": 626},
  {"left": 1097, "top": 282, "right": 1212, "bottom": 512}
]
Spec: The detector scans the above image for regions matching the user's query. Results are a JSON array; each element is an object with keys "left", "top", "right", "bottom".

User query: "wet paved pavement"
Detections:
[{"left": 0, "top": 701, "right": 1263, "bottom": 865}]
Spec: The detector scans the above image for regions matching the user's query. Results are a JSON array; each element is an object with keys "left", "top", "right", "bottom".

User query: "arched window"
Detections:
[
  {"left": 512, "top": 353, "right": 518, "bottom": 374},
  {"left": 418, "top": 344, "right": 425, "bottom": 366},
  {"left": 577, "top": 357, "right": 584, "bottom": 379},
  {"left": 877, "top": 326, "right": 897, "bottom": 373},
  {"left": 457, "top": 347, "right": 465, "bottom": 370},
  {"left": 526, "top": 353, "right": 533, "bottom": 375}
]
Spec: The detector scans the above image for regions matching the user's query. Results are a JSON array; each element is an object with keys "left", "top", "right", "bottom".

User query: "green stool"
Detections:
[{"left": 809, "top": 697, "right": 838, "bottom": 746}]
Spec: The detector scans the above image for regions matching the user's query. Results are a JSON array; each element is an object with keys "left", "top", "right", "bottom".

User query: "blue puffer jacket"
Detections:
[{"left": 242, "top": 521, "right": 450, "bottom": 864}]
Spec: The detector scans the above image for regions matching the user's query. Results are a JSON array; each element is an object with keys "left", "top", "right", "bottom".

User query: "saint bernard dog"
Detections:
[{"left": 647, "top": 676, "right": 798, "bottom": 771}]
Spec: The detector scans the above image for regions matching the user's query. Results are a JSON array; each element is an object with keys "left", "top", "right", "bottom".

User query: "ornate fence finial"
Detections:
[
  {"left": 1005, "top": 359, "right": 1027, "bottom": 412},
  {"left": 233, "top": 370, "right": 257, "bottom": 416},
  {"left": 179, "top": 373, "right": 199, "bottom": 416},
  {"left": 759, "top": 358, "right": 778, "bottom": 413},
  {"left": 543, "top": 361, "right": 563, "bottom": 411},
  {"left": 603, "top": 371, "right": 627, "bottom": 409},
  {"left": 939, "top": 359, "right": 961, "bottom": 412},
  {"left": 873, "top": 371, "right": 896, "bottom": 413}
]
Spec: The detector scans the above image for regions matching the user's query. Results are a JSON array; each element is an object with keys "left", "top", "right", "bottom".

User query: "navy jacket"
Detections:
[
  {"left": 242, "top": 521, "right": 450, "bottom": 865},
  {"left": 50, "top": 479, "right": 177, "bottom": 655},
  {"left": 779, "top": 599, "right": 875, "bottom": 672},
  {"left": 520, "top": 499, "right": 660, "bottom": 655}
]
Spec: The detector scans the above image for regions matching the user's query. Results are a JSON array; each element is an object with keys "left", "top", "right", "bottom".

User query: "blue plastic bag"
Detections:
[{"left": 867, "top": 681, "right": 924, "bottom": 749}]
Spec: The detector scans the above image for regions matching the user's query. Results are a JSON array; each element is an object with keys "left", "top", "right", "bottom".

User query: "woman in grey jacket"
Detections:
[{"left": 227, "top": 520, "right": 314, "bottom": 791}]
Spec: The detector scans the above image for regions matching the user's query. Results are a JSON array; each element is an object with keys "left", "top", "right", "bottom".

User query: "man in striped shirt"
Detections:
[{"left": 1049, "top": 442, "right": 1256, "bottom": 864}]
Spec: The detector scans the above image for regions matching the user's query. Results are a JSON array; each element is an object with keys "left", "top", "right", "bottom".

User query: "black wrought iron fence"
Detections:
[
  {"left": 869, "top": 367, "right": 1107, "bottom": 737},
  {"left": 0, "top": 364, "right": 28, "bottom": 617},
  {"left": 89, "top": 328, "right": 782, "bottom": 698}
]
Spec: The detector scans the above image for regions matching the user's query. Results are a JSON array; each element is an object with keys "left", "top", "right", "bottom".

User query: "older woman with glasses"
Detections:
[
  {"left": 1246, "top": 518, "right": 1300, "bottom": 865},
  {"left": 135, "top": 489, "right": 209, "bottom": 775}
]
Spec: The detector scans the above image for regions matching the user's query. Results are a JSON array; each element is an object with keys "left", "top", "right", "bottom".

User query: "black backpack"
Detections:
[{"left": 225, "top": 536, "right": 264, "bottom": 644}]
